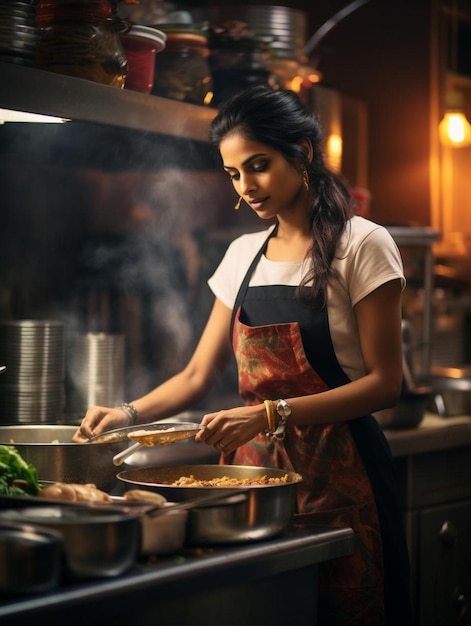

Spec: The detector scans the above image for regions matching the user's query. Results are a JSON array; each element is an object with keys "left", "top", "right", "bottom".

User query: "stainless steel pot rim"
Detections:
[
  {"left": 118, "top": 464, "right": 303, "bottom": 490},
  {"left": 0, "top": 424, "right": 126, "bottom": 446},
  {"left": 0, "top": 518, "right": 64, "bottom": 543},
  {"left": 0, "top": 499, "right": 142, "bottom": 522},
  {"left": 430, "top": 377, "right": 471, "bottom": 391}
]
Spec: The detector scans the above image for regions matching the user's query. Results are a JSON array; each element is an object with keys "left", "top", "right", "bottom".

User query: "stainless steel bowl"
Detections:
[
  {"left": 374, "top": 386, "right": 431, "bottom": 430},
  {"left": 117, "top": 464, "right": 302, "bottom": 545},
  {"left": 429, "top": 366, "right": 471, "bottom": 416},
  {"left": 0, "top": 504, "right": 141, "bottom": 579},
  {"left": 0, "top": 425, "right": 128, "bottom": 491},
  {"left": 0, "top": 520, "right": 63, "bottom": 594}
]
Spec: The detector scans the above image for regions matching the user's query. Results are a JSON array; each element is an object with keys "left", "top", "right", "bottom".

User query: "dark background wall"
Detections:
[{"left": 191, "top": 0, "right": 435, "bottom": 226}]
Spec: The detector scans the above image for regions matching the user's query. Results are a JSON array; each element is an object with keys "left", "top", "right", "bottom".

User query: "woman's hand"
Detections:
[
  {"left": 195, "top": 404, "right": 267, "bottom": 455},
  {"left": 72, "top": 406, "right": 131, "bottom": 442}
]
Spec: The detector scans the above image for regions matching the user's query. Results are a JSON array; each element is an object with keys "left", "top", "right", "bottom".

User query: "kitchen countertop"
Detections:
[
  {"left": 0, "top": 524, "right": 355, "bottom": 626},
  {"left": 383, "top": 413, "right": 471, "bottom": 457}
]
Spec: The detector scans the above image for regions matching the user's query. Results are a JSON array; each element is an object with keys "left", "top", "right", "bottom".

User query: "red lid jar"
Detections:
[{"left": 120, "top": 25, "right": 166, "bottom": 94}]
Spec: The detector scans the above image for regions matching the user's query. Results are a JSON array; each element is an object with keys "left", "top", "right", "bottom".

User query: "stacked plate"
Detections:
[
  {"left": 189, "top": 5, "right": 307, "bottom": 60},
  {"left": 0, "top": 320, "right": 65, "bottom": 424},
  {"left": 0, "top": 0, "right": 39, "bottom": 67},
  {"left": 66, "top": 333, "right": 125, "bottom": 418}
]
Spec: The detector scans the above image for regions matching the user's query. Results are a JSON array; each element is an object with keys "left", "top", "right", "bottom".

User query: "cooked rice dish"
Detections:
[{"left": 168, "top": 473, "right": 295, "bottom": 487}]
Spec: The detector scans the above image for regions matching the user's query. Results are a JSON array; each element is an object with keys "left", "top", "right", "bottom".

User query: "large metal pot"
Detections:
[
  {"left": 117, "top": 464, "right": 302, "bottom": 545},
  {"left": 0, "top": 425, "right": 128, "bottom": 492}
]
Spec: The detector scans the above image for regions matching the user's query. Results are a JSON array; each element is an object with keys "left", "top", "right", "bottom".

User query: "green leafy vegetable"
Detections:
[{"left": 0, "top": 445, "right": 40, "bottom": 496}]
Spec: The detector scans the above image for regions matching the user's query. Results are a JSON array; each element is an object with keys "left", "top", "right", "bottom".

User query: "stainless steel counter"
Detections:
[{"left": 0, "top": 524, "right": 355, "bottom": 626}]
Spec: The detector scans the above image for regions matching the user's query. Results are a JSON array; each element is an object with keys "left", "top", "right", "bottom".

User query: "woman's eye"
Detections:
[
  {"left": 252, "top": 162, "right": 267, "bottom": 173},
  {"left": 228, "top": 172, "right": 239, "bottom": 181}
]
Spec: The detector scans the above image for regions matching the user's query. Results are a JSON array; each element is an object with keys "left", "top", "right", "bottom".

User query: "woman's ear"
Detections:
[{"left": 300, "top": 139, "right": 313, "bottom": 163}]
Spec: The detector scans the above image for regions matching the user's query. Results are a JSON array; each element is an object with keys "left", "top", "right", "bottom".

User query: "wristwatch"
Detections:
[
  {"left": 276, "top": 399, "right": 291, "bottom": 422},
  {"left": 274, "top": 399, "right": 291, "bottom": 439}
]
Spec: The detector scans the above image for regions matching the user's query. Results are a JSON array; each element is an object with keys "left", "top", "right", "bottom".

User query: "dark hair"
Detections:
[{"left": 209, "top": 85, "right": 353, "bottom": 306}]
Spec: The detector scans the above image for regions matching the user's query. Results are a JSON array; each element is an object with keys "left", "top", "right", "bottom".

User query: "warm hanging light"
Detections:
[
  {"left": 439, "top": 89, "right": 471, "bottom": 147},
  {"left": 439, "top": 0, "right": 471, "bottom": 148}
]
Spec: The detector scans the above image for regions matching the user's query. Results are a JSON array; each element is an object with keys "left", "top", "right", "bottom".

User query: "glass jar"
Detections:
[
  {"left": 151, "top": 25, "right": 213, "bottom": 106},
  {"left": 35, "top": 0, "right": 128, "bottom": 87},
  {"left": 208, "top": 38, "right": 272, "bottom": 106}
]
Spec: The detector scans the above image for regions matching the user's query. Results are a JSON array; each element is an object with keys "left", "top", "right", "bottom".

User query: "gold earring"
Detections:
[
  {"left": 234, "top": 197, "right": 242, "bottom": 210},
  {"left": 302, "top": 170, "right": 309, "bottom": 192}
]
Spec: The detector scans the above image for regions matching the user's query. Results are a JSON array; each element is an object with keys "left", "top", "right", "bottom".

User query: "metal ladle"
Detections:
[
  {"left": 112, "top": 426, "right": 203, "bottom": 467},
  {"left": 89, "top": 422, "right": 204, "bottom": 467}
]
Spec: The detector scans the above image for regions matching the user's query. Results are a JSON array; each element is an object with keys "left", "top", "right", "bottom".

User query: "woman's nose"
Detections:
[{"left": 239, "top": 173, "right": 257, "bottom": 195}]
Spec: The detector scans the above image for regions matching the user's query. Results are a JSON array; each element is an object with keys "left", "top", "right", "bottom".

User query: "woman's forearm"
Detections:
[{"left": 130, "top": 363, "right": 220, "bottom": 424}]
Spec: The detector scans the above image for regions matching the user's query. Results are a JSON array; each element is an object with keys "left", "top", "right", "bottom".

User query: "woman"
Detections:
[{"left": 75, "top": 86, "right": 414, "bottom": 625}]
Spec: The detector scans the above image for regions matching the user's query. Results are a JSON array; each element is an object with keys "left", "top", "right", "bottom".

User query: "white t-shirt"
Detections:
[{"left": 208, "top": 216, "right": 405, "bottom": 383}]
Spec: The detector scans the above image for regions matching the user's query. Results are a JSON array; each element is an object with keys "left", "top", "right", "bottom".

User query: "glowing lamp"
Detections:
[{"left": 439, "top": 90, "right": 471, "bottom": 148}]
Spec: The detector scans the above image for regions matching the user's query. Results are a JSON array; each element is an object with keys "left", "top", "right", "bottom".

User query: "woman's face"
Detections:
[{"left": 219, "top": 132, "right": 306, "bottom": 220}]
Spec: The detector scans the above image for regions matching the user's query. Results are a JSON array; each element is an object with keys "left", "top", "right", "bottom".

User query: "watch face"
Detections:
[{"left": 276, "top": 399, "right": 291, "bottom": 418}]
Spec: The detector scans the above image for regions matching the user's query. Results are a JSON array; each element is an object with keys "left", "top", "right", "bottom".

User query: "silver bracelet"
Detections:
[{"left": 115, "top": 402, "right": 139, "bottom": 425}]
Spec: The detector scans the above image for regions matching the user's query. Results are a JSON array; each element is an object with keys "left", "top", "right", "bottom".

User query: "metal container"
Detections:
[
  {"left": 0, "top": 320, "right": 65, "bottom": 424},
  {"left": 0, "top": 504, "right": 141, "bottom": 579},
  {"left": 374, "top": 386, "right": 432, "bottom": 430},
  {"left": 0, "top": 425, "right": 128, "bottom": 492},
  {"left": 66, "top": 332, "right": 125, "bottom": 418},
  {"left": 0, "top": 520, "right": 63, "bottom": 594},
  {"left": 429, "top": 366, "right": 471, "bottom": 416},
  {"left": 117, "top": 464, "right": 302, "bottom": 545}
]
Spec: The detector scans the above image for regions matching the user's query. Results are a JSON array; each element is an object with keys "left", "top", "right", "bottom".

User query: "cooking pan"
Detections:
[
  {"left": 0, "top": 425, "right": 128, "bottom": 491},
  {"left": 0, "top": 502, "right": 141, "bottom": 579},
  {"left": 0, "top": 520, "right": 63, "bottom": 594},
  {"left": 117, "top": 464, "right": 302, "bottom": 545}
]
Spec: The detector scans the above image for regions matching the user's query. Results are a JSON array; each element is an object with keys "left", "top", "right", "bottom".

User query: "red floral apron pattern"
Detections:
[{"left": 221, "top": 308, "right": 385, "bottom": 626}]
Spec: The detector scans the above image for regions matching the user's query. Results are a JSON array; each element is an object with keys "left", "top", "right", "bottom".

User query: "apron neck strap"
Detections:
[{"left": 229, "top": 223, "right": 278, "bottom": 342}]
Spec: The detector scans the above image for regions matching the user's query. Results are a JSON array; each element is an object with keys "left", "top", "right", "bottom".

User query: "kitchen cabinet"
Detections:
[{"left": 386, "top": 416, "right": 471, "bottom": 626}]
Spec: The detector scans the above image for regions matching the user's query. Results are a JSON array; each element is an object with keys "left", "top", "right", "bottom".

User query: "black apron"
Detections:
[{"left": 222, "top": 228, "right": 414, "bottom": 626}]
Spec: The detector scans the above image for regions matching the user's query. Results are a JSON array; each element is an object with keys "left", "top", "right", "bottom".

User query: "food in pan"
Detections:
[
  {"left": 127, "top": 426, "right": 201, "bottom": 446},
  {"left": 123, "top": 489, "right": 168, "bottom": 506},
  {"left": 168, "top": 473, "right": 295, "bottom": 487},
  {"left": 38, "top": 482, "right": 112, "bottom": 503}
]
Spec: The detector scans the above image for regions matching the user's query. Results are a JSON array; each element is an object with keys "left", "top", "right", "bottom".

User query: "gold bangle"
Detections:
[{"left": 264, "top": 399, "right": 278, "bottom": 434}]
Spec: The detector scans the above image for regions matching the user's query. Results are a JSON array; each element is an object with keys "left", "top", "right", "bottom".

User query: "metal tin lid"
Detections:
[{"left": 125, "top": 25, "right": 167, "bottom": 49}]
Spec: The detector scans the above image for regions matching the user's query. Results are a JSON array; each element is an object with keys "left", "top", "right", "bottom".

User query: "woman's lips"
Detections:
[{"left": 248, "top": 198, "right": 268, "bottom": 210}]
